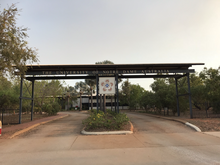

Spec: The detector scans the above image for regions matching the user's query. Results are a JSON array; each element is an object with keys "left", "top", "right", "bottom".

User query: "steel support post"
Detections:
[
  {"left": 19, "top": 76, "right": 24, "bottom": 124},
  {"left": 91, "top": 90, "right": 93, "bottom": 110},
  {"left": 114, "top": 75, "right": 116, "bottom": 113},
  {"left": 116, "top": 74, "right": 119, "bottom": 113},
  {"left": 96, "top": 74, "right": 99, "bottom": 112},
  {"left": 187, "top": 73, "right": 193, "bottom": 118},
  {"left": 103, "top": 94, "right": 106, "bottom": 113},
  {"left": 114, "top": 94, "right": 116, "bottom": 113},
  {"left": 111, "top": 95, "right": 113, "bottom": 111},
  {"left": 100, "top": 94, "right": 102, "bottom": 111},
  {"left": 80, "top": 91, "right": 82, "bottom": 111},
  {"left": 175, "top": 78, "right": 180, "bottom": 116},
  {"left": 31, "top": 80, "right": 35, "bottom": 121}
]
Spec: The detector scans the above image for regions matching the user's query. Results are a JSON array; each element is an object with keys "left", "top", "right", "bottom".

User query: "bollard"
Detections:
[{"left": 0, "top": 120, "right": 2, "bottom": 136}]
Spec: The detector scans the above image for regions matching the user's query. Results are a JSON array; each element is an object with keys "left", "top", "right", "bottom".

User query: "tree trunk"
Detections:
[
  {"left": 103, "top": 94, "right": 106, "bottom": 113},
  {"left": 114, "top": 94, "right": 116, "bottom": 113},
  {"left": 91, "top": 88, "right": 93, "bottom": 110},
  {"left": 80, "top": 92, "right": 82, "bottom": 111},
  {"left": 111, "top": 95, "right": 113, "bottom": 111},
  {"left": 100, "top": 94, "right": 102, "bottom": 111},
  {"left": 67, "top": 97, "right": 69, "bottom": 110}
]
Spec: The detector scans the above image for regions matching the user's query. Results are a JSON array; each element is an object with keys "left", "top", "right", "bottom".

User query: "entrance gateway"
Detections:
[{"left": 16, "top": 63, "right": 204, "bottom": 124}]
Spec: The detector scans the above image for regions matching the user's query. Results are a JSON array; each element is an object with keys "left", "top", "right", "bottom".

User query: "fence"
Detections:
[
  {"left": 0, "top": 109, "right": 19, "bottom": 125},
  {"left": 0, "top": 108, "right": 54, "bottom": 125},
  {"left": 138, "top": 102, "right": 220, "bottom": 118},
  {"left": 192, "top": 102, "right": 220, "bottom": 118}
]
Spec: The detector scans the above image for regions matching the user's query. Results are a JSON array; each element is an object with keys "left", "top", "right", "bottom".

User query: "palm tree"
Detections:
[
  {"left": 63, "top": 86, "right": 77, "bottom": 110},
  {"left": 85, "top": 79, "right": 96, "bottom": 110},
  {"left": 75, "top": 81, "right": 89, "bottom": 111}
]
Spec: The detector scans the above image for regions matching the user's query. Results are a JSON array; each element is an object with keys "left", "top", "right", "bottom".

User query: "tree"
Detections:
[
  {"left": 0, "top": 76, "right": 19, "bottom": 109},
  {"left": 75, "top": 81, "right": 89, "bottom": 111},
  {"left": 150, "top": 78, "right": 178, "bottom": 115},
  {"left": 63, "top": 85, "right": 77, "bottom": 110},
  {"left": 85, "top": 79, "right": 96, "bottom": 109},
  {"left": 95, "top": 60, "right": 114, "bottom": 65},
  {"left": 119, "top": 79, "right": 131, "bottom": 107},
  {"left": 34, "top": 80, "right": 64, "bottom": 114},
  {"left": 129, "top": 84, "right": 145, "bottom": 110},
  {"left": 150, "top": 74, "right": 204, "bottom": 115},
  {"left": 140, "top": 90, "right": 156, "bottom": 112},
  {"left": 0, "top": 4, "right": 38, "bottom": 77},
  {"left": 199, "top": 67, "right": 220, "bottom": 113}
]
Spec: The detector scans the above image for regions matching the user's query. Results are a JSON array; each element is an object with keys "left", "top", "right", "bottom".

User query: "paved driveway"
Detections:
[{"left": 0, "top": 112, "right": 220, "bottom": 165}]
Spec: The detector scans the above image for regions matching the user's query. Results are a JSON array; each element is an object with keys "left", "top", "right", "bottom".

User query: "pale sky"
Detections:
[{"left": 1, "top": 0, "right": 220, "bottom": 90}]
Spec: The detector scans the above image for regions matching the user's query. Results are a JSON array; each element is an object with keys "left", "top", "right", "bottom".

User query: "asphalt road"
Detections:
[{"left": 0, "top": 112, "right": 220, "bottom": 165}]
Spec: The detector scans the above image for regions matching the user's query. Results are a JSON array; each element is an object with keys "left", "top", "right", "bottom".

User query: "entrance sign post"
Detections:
[
  {"left": 99, "top": 77, "right": 116, "bottom": 113},
  {"left": 99, "top": 77, "right": 115, "bottom": 94}
]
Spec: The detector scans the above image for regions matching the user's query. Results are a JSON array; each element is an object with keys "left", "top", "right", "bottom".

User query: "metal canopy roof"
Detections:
[
  {"left": 22, "top": 63, "right": 204, "bottom": 81},
  {"left": 25, "top": 63, "right": 204, "bottom": 72}
]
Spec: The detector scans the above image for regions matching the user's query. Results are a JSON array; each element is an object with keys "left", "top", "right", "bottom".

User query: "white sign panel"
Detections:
[{"left": 99, "top": 77, "right": 115, "bottom": 94}]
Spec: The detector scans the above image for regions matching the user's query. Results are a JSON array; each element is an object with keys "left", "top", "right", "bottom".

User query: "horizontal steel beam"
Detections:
[
  {"left": 176, "top": 74, "right": 187, "bottom": 80},
  {"left": 18, "top": 69, "right": 195, "bottom": 76},
  {"left": 178, "top": 93, "right": 189, "bottom": 97},
  {"left": 119, "top": 75, "right": 178, "bottom": 79},
  {"left": 25, "top": 74, "right": 184, "bottom": 80},
  {"left": 20, "top": 97, "right": 33, "bottom": 100},
  {"left": 26, "top": 76, "right": 96, "bottom": 80}
]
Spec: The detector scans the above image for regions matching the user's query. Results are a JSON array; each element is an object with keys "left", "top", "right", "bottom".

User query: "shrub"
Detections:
[
  {"left": 83, "top": 109, "right": 129, "bottom": 130},
  {"left": 42, "top": 101, "right": 61, "bottom": 115}
]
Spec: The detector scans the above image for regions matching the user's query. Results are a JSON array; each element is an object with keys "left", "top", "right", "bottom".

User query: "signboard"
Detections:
[
  {"left": 99, "top": 77, "right": 115, "bottom": 94},
  {"left": 24, "top": 69, "right": 195, "bottom": 75}
]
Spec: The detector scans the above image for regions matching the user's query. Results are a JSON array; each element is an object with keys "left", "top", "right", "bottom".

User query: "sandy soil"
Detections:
[{"left": 186, "top": 118, "right": 220, "bottom": 132}]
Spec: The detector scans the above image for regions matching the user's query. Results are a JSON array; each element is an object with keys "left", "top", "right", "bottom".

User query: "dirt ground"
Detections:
[
  {"left": 186, "top": 118, "right": 220, "bottom": 132},
  {"left": 1, "top": 111, "right": 220, "bottom": 140},
  {"left": 133, "top": 110, "right": 220, "bottom": 132}
]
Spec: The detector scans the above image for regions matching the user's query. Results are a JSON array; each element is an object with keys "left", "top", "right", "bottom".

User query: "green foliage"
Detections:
[
  {"left": 95, "top": 60, "right": 114, "bottom": 65},
  {"left": 129, "top": 84, "right": 145, "bottom": 109},
  {"left": 74, "top": 81, "right": 89, "bottom": 94},
  {"left": 0, "top": 77, "right": 19, "bottom": 109},
  {"left": 42, "top": 101, "right": 61, "bottom": 115},
  {"left": 199, "top": 67, "right": 220, "bottom": 102},
  {"left": 82, "top": 109, "right": 129, "bottom": 130},
  {"left": 0, "top": 4, "right": 38, "bottom": 77},
  {"left": 34, "top": 80, "right": 64, "bottom": 113},
  {"left": 199, "top": 67, "right": 220, "bottom": 113},
  {"left": 119, "top": 80, "right": 131, "bottom": 106},
  {"left": 95, "top": 60, "right": 123, "bottom": 83},
  {"left": 85, "top": 79, "right": 96, "bottom": 109},
  {"left": 63, "top": 85, "right": 77, "bottom": 109},
  {"left": 119, "top": 80, "right": 145, "bottom": 109},
  {"left": 140, "top": 90, "right": 156, "bottom": 111}
]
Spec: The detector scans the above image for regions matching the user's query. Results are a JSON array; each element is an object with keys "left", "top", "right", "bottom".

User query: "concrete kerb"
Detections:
[
  {"left": 137, "top": 113, "right": 201, "bottom": 132},
  {"left": 9, "top": 114, "right": 69, "bottom": 139},
  {"left": 81, "top": 121, "right": 134, "bottom": 135}
]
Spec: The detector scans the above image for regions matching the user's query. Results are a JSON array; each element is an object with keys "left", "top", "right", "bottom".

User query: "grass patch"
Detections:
[{"left": 82, "top": 109, "right": 130, "bottom": 131}]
